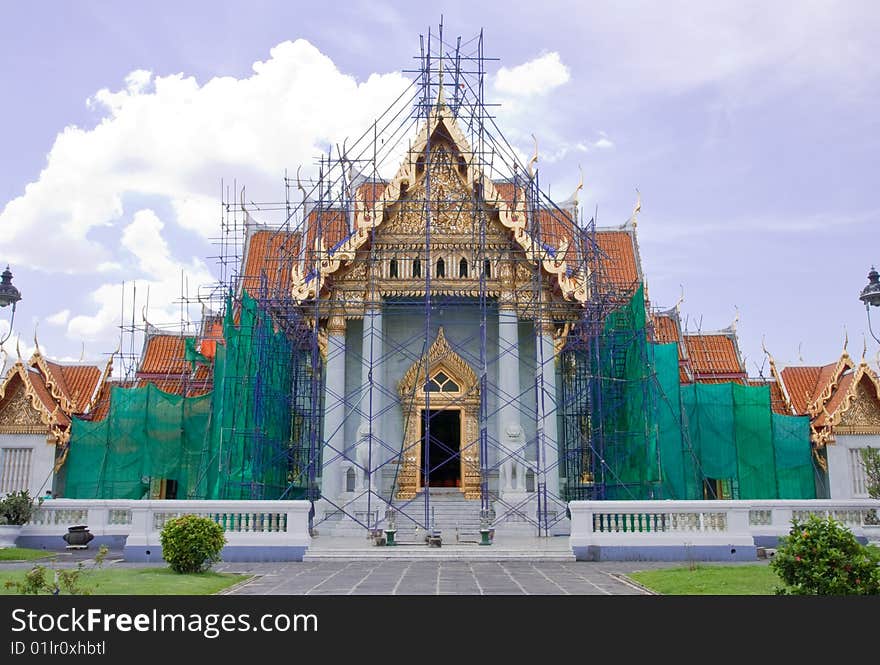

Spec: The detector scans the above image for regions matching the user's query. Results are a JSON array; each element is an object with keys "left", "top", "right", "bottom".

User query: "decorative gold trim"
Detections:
[
  {"left": 396, "top": 328, "right": 481, "bottom": 500},
  {"left": 290, "top": 98, "right": 590, "bottom": 305},
  {"left": 0, "top": 362, "right": 67, "bottom": 444}
]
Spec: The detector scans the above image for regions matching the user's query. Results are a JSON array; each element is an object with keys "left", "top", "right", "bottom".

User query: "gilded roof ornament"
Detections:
[
  {"left": 630, "top": 188, "right": 641, "bottom": 228},
  {"left": 570, "top": 165, "right": 584, "bottom": 209},
  {"left": 528, "top": 134, "right": 539, "bottom": 179}
]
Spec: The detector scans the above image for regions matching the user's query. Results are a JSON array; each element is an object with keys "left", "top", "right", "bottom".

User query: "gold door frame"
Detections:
[{"left": 396, "top": 329, "right": 481, "bottom": 499}]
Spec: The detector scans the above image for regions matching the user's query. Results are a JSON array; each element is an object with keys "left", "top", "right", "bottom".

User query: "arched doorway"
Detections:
[{"left": 397, "top": 328, "right": 481, "bottom": 499}]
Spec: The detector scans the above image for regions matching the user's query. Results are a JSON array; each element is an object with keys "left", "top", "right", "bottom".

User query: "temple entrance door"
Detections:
[{"left": 420, "top": 409, "right": 461, "bottom": 488}]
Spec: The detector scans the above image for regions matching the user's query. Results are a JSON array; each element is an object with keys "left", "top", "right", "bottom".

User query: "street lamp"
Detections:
[
  {"left": 0, "top": 265, "right": 22, "bottom": 346},
  {"left": 859, "top": 266, "right": 880, "bottom": 345}
]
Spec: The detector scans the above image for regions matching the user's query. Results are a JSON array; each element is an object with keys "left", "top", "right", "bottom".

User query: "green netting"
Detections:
[
  {"left": 65, "top": 384, "right": 211, "bottom": 499},
  {"left": 653, "top": 343, "right": 690, "bottom": 499},
  {"left": 196, "top": 291, "right": 296, "bottom": 500},
  {"left": 595, "top": 284, "right": 658, "bottom": 499},
  {"left": 772, "top": 413, "right": 816, "bottom": 498},
  {"left": 733, "top": 383, "right": 777, "bottom": 499},
  {"left": 560, "top": 285, "right": 817, "bottom": 501},
  {"left": 64, "top": 291, "right": 307, "bottom": 500}
]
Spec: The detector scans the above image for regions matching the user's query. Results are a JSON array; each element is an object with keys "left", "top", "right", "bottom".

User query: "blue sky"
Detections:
[{"left": 1, "top": 1, "right": 878, "bottom": 375}]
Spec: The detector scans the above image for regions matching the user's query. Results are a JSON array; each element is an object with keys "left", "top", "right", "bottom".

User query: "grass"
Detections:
[
  {"left": 627, "top": 564, "right": 782, "bottom": 595},
  {"left": 0, "top": 567, "right": 250, "bottom": 595},
  {"left": 0, "top": 547, "right": 53, "bottom": 561}
]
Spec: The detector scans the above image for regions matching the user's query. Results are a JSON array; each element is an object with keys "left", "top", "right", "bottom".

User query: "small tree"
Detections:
[
  {"left": 859, "top": 447, "right": 880, "bottom": 498},
  {"left": 770, "top": 514, "right": 880, "bottom": 595},
  {"left": 160, "top": 514, "right": 226, "bottom": 574}
]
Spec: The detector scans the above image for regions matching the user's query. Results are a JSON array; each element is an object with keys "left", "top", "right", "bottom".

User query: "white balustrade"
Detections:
[
  {"left": 570, "top": 499, "right": 880, "bottom": 555},
  {"left": 20, "top": 499, "right": 311, "bottom": 556}
]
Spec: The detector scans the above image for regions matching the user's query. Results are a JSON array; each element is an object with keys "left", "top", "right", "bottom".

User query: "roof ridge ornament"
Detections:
[
  {"left": 528, "top": 134, "right": 538, "bottom": 179},
  {"left": 630, "top": 188, "right": 641, "bottom": 228}
]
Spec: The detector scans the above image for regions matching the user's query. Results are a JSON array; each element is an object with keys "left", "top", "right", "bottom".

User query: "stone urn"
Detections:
[
  {"left": 0, "top": 525, "right": 22, "bottom": 548},
  {"left": 63, "top": 525, "right": 94, "bottom": 549}
]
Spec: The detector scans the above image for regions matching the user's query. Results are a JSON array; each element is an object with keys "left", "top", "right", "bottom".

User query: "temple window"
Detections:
[
  {"left": 483, "top": 259, "right": 491, "bottom": 278},
  {"left": 389, "top": 258, "right": 398, "bottom": 278},
  {"left": 427, "top": 371, "right": 460, "bottom": 393},
  {"left": 413, "top": 257, "right": 421, "bottom": 278},
  {"left": 346, "top": 467, "right": 356, "bottom": 493},
  {"left": 436, "top": 257, "right": 445, "bottom": 278},
  {"left": 459, "top": 258, "right": 468, "bottom": 278}
]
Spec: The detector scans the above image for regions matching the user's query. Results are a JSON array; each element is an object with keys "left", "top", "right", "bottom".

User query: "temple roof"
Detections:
[
  {"left": 683, "top": 330, "right": 747, "bottom": 384},
  {"left": 0, "top": 348, "right": 112, "bottom": 442},
  {"left": 765, "top": 343, "right": 880, "bottom": 446},
  {"left": 135, "top": 333, "right": 213, "bottom": 397}
]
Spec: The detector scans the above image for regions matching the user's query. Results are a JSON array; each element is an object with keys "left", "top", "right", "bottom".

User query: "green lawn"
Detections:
[
  {"left": 627, "top": 565, "right": 782, "bottom": 595},
  {"left": 0, "top": 547, "right": 54, "bottom": 561},
  {"left": 0, "top": 568, "right": 250, "bottom": 595}
]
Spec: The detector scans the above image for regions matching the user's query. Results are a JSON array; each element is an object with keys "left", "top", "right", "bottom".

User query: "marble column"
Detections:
[
  {"left": 321, "top": 314, "right": 347, "bottom": 501},
  {"left": 535, "top": 318, "right": 560, "bottom": 502},
  {"left": 498, "top": 305, "right": 526, "bottom": 497},
  {"left": 357, "top": 306, "right": 383, "bottom": 491}
]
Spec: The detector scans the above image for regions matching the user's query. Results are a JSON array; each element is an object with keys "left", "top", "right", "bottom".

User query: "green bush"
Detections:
[
  {"left": 0, "top": 490, "right": 42, "bottom": 526},
  {"left": 770, "top": 514, "right": 880, "bottom": 595},
  {"left": 159, "top": 515, "right": 226, "bottom": 574}
]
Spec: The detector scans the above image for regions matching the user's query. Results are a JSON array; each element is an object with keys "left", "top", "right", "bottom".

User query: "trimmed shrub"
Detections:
[
  {"left": 770, "top": 514, "right": 880, "bottom": 595},
  {"left": 0, "top": 490, "right": 42, "bottom": 525},
  {"left": 160, "top": 515, "right": 226, "bottom": 574}
]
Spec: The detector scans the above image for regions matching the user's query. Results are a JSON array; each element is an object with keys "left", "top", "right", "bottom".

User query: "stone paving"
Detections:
[
  {"left": 212, "top": 560, "right": 654, "bottom": 595},
  {"left": 0, "top": 547, "right": 771, "bottom": 595}
]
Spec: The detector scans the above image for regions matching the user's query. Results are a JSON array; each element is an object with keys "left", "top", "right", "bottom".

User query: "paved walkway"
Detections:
[{"left": 213, "top": 560, "right": 653, "bottom": 595}]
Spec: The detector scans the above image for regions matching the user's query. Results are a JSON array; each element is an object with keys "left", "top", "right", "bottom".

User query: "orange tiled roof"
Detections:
[
  {"left": 357, "top": 180, "right": 387, "bottom": 207},
  {"left": 241, "top": 229, "right": 300, "bottom": 298},
  {"left": 44, "top": 361, "right": 102, "bottom": 414},
  {"left": 779, "top": 365, "right": 825, "bottom": 415},
  {"left": 27, "top": 370, "right": 70, "bottom": 427},
  {"left": 814, "top": 372, "right": 855, "bottom": 427},
  {"left": 136, "top": 333, "right": 213, "bottom": 397},
  {"left": 594, "top": 229, "right": 640, "bottom": 296},
  {"left": 684, "top": 333, "right": 746, "bottom": 383},
  {"left": 303, "top": 209, "right": 349, "bottom": 262},
  {"left": 139, "top": 335, "right": 190, "bottom": 375},
  {"left": 651, "top": 310, "right": 692, "bottom": 383}
]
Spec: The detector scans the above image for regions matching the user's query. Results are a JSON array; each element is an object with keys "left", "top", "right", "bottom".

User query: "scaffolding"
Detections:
[{"left": 62, "top": 23, "right": 818, "bottom": 535}]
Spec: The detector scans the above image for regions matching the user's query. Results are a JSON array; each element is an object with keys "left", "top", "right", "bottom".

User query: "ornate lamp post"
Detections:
[
  {"left": 860, "top": 267, "right": 880, "bottom": 345},
  {"left": 0, "top": 266, "right": 22, "bottom": 346}
]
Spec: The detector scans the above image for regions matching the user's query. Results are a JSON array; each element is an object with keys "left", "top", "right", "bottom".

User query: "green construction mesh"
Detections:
[
  {"left": 197, "top": 291, "right": 296, "bottom": 500},
  {"left": 65, "top": 384, "right": 211, "bottom": 499},
  {"left": 772, "top": 413, "right": 816, "bottom": 498},
  {"left": 64, "top": 291, "right": 309, "bottom": 500},
  {"left": 595, "top": 284, "right": 658, "bottom": 499},
  {"left": 559, "top": 284, "right": 817, "bottom": 501}
]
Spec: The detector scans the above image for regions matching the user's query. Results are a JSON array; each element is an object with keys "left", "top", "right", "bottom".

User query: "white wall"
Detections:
[
  {"left": 828, "top": 434, "right": 880, "bottom": 499},
  {"left": 0, "top": 433, "right": 56, "bottom": 497}
]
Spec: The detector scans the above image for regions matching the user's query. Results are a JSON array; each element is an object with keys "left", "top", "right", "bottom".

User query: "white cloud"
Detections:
[
  {"left": 67, "top": 209, "right": 215, "bottom": 342},
  {"left": 0, "top": 39, "right": 411, "bottom": 274},
  {"left": 495, "top": 52, "right": 570, "bottom": 97},
  {"left": 594, "top": 137, "right": 614, "bottom": 149},
  {"left": 46, "top": 309, "right": 70, "bottom": 326}
]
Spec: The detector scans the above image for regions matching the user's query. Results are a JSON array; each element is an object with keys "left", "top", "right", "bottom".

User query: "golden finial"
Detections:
[
  {"left": 0, "top": 345, "right": 7, "bottom": 377},
  {"left": 570, "top": 165, "right": 584, "bottom": 209},
  {"left": 33, "top": 322, "right": 41, "bottom": 357},
  {"left": 861, "top": 334, "right": 868, "bottom": 365},
  {"left": 528, "top": 134, "right": 539, "bottom": 179},
  {"left": 79, "top": 341, "right": 85, "bottom": 363},
  {"left": 842, "top": 328, "right": 849, "bottom": 357},
  {"left": 632, "top": 188, "right": 641, "bottom": 226},
  {"left": 674, "top": 285, "right": 685, "bottom": 311},
  {"left": 798, "top": 342, "right": 804, "bottom": 364},
  {"left": 15, "top": 337, "right": 22, "bottom": 362},
  {"left": 296, "top": 165, "right": 308, "bottom": 205}
]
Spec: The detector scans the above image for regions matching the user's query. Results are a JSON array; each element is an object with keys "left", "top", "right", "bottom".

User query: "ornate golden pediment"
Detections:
[
  {"left": 0, "top": 384, "right": 47, "bottom": 433},
  {"left": 836, "top": 376, "right": 880, "bottom": 434}
]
